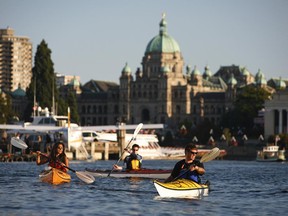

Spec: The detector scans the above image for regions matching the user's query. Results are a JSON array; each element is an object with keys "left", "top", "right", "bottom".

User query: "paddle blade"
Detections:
[
  {"left": 200, "top": 147, "right": 220, "bottom": 163},
  {"left": 133, "top": 123, "right": 143, "bottom": 138},
  {"left": 75, "top": 171, "right": 95, "bottom": 184},
  {"left": 11, "top": 137, "right": 28, "bottom": 149}
]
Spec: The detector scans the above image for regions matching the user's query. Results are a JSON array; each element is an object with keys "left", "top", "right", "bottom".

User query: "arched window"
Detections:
[
  {"left": 82, "top": 106, "right": 86, "bottom": 114},
  {"left": 141, "top": 109, "right": 150, "bottom": 122},
  {"left": 176, "top": 105, "right": 181, "bottom": 114}
]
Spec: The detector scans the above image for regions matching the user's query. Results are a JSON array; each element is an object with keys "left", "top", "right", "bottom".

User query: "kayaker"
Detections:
[
  {"left": 36, "top": 142, "right": 69, "bottom": 172},
  {"left": 164, "top": 144, "right": 205, "bottom": 183},
  {"left": 113, "top": 144, "right": 143, "bottom": 171}
]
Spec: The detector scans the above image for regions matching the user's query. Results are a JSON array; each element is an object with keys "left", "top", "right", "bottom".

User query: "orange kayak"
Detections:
[{"left": 39, "top": 168, "right": 71, "bottom": 185}]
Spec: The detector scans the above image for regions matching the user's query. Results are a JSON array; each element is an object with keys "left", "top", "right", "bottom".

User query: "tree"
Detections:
[
  {"left": 0, "top": 93, "right": 14, "bottom": 123},
  {"left": 65, "top": 91, "right": 80, "bottom": 124},
  {"left": 221, "top": 85, "right": 271, "bottom": 136},
  {"left": 25, "top": 40, "right": 65, "bottom": 120}
]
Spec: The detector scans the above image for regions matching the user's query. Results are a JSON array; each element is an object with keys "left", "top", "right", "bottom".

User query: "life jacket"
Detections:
[
  {"left": 48, "top": 161, "right": 67, "bottom": 172},
  {"left": 179, "top": 161, "right": 201, "bottom": 183},
  {"left": 179, "top": 169, "right": 200, "bottom": 183},
  {"left": 125, "top": 154, "right": 142, "bottom": 170},
  {"left": 130, "top": 159, "right": 141, "bottom": 170}
]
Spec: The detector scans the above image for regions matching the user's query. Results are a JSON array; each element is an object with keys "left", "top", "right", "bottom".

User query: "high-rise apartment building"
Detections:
[{"left": 0, "top": 27, "right": 32, "bottom": 92}]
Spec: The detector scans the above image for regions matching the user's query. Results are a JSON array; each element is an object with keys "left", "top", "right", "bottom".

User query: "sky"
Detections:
[{"left": 1, "top": 0, "right": 287, "bottom": 85}]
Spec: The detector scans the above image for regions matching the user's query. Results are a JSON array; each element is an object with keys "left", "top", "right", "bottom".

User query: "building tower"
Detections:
[
  {"left": 0, "top": 27, "right": 32, "bottom": 92},
  {"left": 123, "top": 13, "right": 186, "bottom": 124}
]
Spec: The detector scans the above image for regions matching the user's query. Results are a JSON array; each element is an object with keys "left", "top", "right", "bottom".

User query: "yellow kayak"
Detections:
[
  {"left": 39, "top": 168, "right": 71, "bottom": 185},
  {"left": 154, "top": 178, "right": 209, "bottom": 199}
]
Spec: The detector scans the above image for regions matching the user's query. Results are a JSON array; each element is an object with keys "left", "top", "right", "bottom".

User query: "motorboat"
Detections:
[{"left": 256, "top": 144, "right": 286, "bottom": 162}]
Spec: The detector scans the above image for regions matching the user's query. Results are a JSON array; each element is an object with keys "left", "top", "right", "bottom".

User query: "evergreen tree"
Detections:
[
  {"left": 0, "top": 93, "right": 14, "bottom": 123},
  {"left": 67, "top": 91, "right": 80, "bottom": 124},
  {"left": 25, "top": 40, "right": 63, "bottom": 119}
]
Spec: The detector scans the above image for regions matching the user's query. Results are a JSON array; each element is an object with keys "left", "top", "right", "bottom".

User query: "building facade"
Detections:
[
  {"left": 4, "top": 16, "right": 287, "bottom": 139},
  {"left": 78, "top": 14, "right": 269, "bottom": 130},
  {"left": 0, "top": 27, "right": 32, "bottom": 92},
  {"left": 264, "top": 88, "right": 288, "bottom": 137}
]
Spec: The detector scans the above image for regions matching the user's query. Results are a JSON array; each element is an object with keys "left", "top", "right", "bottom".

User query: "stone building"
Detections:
[
  {"left": 264, "top": 82, "right": 288, "bottom": 137},
  {"left": 77, "top": 14, "right": 268, "bottom": 130},
  {"left": 3, "top": 16, "right": 285, "bottom": 136}
]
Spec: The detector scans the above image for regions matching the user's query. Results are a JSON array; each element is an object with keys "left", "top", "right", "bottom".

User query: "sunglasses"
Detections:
[{"left": 189, "top": 151, "right": 198, "bottom": 155}]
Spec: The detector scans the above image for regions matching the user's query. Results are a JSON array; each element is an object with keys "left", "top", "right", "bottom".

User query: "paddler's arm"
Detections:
[
  {"left": 113, "top": 164, "right": 123, "bottom": 170},
  {"left": 190, "top": 165, "right": 205, "bottom": 175},
  {"left": 61, "top": 156, "right": 69, "bottom": 172},
  {"left": 36, "top": 151, "right": 49, "bottom": 165}
]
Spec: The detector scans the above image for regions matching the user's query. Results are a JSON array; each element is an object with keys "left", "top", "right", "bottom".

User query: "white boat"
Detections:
[
  {"left": 256, "top": 144, "right": 286, "bottom": 162},
  {"left": 96, "top": 132, "right": 166, "bottom": 159},
  {"left": 154, "top": 179, "right": 209, "bottom": 199}
]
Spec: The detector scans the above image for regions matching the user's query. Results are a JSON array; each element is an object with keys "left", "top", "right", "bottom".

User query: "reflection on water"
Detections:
[{"left": 0, "top": 160, "right": 287, "bottom": 215}]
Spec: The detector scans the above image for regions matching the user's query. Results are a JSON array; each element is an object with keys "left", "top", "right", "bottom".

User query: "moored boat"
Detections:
[
  {"left": 39, "top": 168, "right": 71, "bottom": 185},
  {"left": 256, "top": 145, "right": 286, "bottom": 162},
  {"left": 85, "top": 168, "right": 171, "bottom": 179},
  {"left": 153, "top": 178, "right": 209, "bottom": 199}
]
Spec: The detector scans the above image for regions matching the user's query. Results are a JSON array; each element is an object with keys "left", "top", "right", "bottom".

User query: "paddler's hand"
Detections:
[
  {"left": 124, "top": 148, "right": 131, "bottom": 153},
  {"left": 36, "top": 151, "right": 41, "bottom": 164},
  {"left": 113, "top": 164, "right": 123, "bottom": 170}
]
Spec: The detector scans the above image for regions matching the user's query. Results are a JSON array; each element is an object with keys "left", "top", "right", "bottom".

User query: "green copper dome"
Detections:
[
  {"left": 191, "top": 66, "right": 201, "bottom": 76},
  {"left": 145, "top": 14, "right": 180, "bottom": 53},
  {"left": 161, "top": 65, "right": 170, "bottom": 73},
  {"left": 12, "top": 85, "right": 26, "bottom": 97},
  {"left": 122, "top": 62, "right": 131, "bottom": 74},
  {"left": 277, "top": 77, "right": 286, "bottom": 89},
  {"left": 228, "top": 74, "right": 237, "bottom": 85},
  {"left": 203, "top": 65, "right": 212, "bottom": 77},
  {"left": 255, "top": 69, "right": 264, "bottom": 80},
  {"left": 241, "top": 67, "right": 250, "bottom": 76},
  {"left": 68, "top": 76, "right": 80, "bottom": 87}
]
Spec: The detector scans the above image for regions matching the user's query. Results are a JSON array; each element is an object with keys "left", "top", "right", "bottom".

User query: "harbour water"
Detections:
[{"left": 0, "top": 159, "right": 287, "bottom": 216}]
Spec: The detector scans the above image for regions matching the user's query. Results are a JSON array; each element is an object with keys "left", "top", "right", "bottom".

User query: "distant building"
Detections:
[
  {"left": 77, "top": 80, "right": 119, "bottom": 125},
  {"left": 5, "top": 17, "right": 286, "bottom": 135},
  {"left": 264, "top": 88, "right": 288, "bottom": 137},
  {"left": 55, "top": 73, "right": 80, "bottom": 88},
  {"left": 76, "top": 14, "right": 275, "bottom": 130},
  {"left": 0, "top": 27, "right": 32, "bottom": 92}
]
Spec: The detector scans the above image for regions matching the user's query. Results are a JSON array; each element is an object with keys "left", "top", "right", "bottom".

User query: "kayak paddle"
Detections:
[
  {"left": 199, "top": 147, "right": 220, "bottom": 163},
  {"left": 10, "top": 137, "right": 95, "bottom": 184},
  {"left": 11, "top": 137, "right": 28, "bottom": 149},
  {"left": 107, "top": 123, "right": 143, "bottom": 177}
]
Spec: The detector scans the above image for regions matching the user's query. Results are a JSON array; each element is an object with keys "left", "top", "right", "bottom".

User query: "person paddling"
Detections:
[
  {"left": 113, "top": 144, "right": 143, "bottom": 171},
  {"left": 164, "top": 144, "right": 205, "bottom": 183},
  {"left": 36, "top": 142, "right": 69, "bottom": 172}
]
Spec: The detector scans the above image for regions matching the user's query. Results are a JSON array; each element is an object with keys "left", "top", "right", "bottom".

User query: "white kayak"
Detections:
[
  {"left": 85, "top": 168, "right": 171, "bottom": 179},
  {"left": 154, "top": 178, "right": 210, "bottom": 199}
]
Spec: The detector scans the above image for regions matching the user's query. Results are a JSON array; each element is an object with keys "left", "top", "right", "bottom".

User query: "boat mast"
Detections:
[{"left": 33, "top": 77, "right": 36, "bottom": 117}]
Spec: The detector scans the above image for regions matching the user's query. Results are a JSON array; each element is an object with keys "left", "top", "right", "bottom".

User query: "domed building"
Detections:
[
  {"left": 117, "top": 14, "right": 228, "bottom": 127},
  {"left": 77, "top": 14, "right": 279, "bottom": 132}
]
